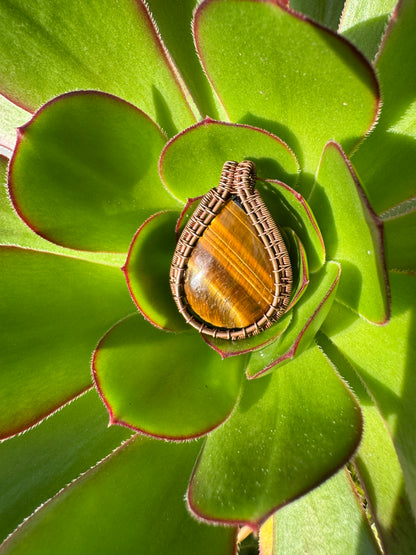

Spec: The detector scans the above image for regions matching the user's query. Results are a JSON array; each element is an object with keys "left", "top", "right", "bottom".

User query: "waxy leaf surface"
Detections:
[
  {"left": 323, "top": 271, "right": 416, "bottom": 518},
  {"left": 339, "top": 0, "right": 397, "bottom": 60},
  {"left": 271, "top": 469, "right": 379, "bottom": 554},
  {"left": 318, "top": 332, "right": 416, "bottom": 552},
  {"left": 0, "top": 390, "right": 131, "bottom": 544},
  {"left": 0, "top": 0, "right": 197, "bottom": 134},
  {"left": 263, "top": 180, "right": 325, "bottom": 272},
  {"left": 10, "top": 92, "right": 180, "bottom": 253},
  {"left": 195, "top": 0, "right": 379, "bottom": 172},
  {"left": 290, "top": 0, "right": 345, "bottom": 30},
  {"left": 383, "top": 202, "right": 416, "bottom": 272},
  {"left": 93, "top": 314, "right": 243, "bottom": 439},
  {"left": 246, "top": 261, "right": 340, "bottom": 378},
  {"left": 0, "top": 247, "right": 134, "bottom": 439},
  {"left": 188, "top": 344, "right": 362, "bottom": 525},
  {"left": 124, "top": 210, "right": 187, "bottom": 331},
  {"left": 312, "top": 141, "right": 389, "bottom": 324},
  {"left": 160, "top": 119, "right": 299, "bottom": 202},
  {"left": 0, "top": 438, "right": 236, "bottom": 555},
  {"left": 351, "top": 0, "right": 416, "bottom": 213}
]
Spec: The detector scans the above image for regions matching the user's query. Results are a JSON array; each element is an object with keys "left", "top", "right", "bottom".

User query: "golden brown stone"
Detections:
[{"left": 184, "top": 199, "right": 274, "bottom": 328}]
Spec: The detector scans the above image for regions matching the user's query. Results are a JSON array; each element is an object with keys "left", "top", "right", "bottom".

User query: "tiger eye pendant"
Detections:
[{"left": 170, "top": 161, "right": 292, "bottom": 340}]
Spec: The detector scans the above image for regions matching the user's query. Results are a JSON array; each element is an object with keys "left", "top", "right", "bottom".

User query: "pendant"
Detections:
[{"left": 170, "top": 161, "right": 292, "bottom": 340}]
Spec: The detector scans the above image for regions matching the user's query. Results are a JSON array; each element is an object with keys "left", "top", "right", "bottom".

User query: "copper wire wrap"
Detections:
[{"left": 170, "top": 161, "right": 292, "bottom": 340}]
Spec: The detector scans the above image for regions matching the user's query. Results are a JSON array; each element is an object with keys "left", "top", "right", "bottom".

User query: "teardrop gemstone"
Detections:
[
  {"left": 170, "top": 160, "right": 292, "bottom": 340},
  {"left": 184, "top": 199, "right": 274, "bottom": 328}
]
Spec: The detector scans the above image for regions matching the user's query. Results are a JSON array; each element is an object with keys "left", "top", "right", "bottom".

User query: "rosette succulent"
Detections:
[{"left": 0, "top": 0, "right": 415, "bottom": 553}]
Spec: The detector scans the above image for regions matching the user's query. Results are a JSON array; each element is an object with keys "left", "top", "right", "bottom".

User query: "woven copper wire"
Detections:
[{"left": 170, "top": 161, "right": 292, "bottom": 340}]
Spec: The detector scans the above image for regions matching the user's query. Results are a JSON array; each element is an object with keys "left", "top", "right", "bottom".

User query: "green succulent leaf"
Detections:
[
  {"left": 9, "top": 92, "right": 180, "bottom": 253},
  {"left": 318, "top": 332, "right": 416, "bottom": 552},
  {"left": 262, "top": 180, "right": 325, "bottom": 272},
  {"left": 0, "top": 95, "right": 30, "bottom": 151},
  {"left": 0, "top": 0, "right": 197, "bottom": 135},
  {"left": 0, "top": 155, "right": 124, "bottom": 267},
  {"left": 338, "top": 0, "right": 398, "bottom": 60},
  {"left": 123, "top": 210, "right": 187, "bottom": 331},
  {"left": 194, "top": 0, "right": 379, "bottom": 173},
  {"left": 160, "top": 119, "right": 299, "bottom": 202},
  {"left": 383, "top": 202, "right": 416, "bottom": 271},
  {"left": 93, "top": 314, "right": 244, "bottom": 440},
  {"left": 289, "top": 0, "right": 345, "bottom": 30},
  {"left": 246, "top": 261, "right": 340, "bottom": 378},
  {"left": 311, "top": 141, "right": 389, "bottom": 324},
  {"left": 145, "top": 0, "right": 226, "bottom": 121},
  {"left": 270, "top": 469, "right": 380, "bottom": 553},
  {"left": 351, "top": 0, "right": 416, "bottom": 213},
  {"left": 0, "top": 246, "right": 134, "bottom": 439},
  {"left": 0, "top": 437, "right": 236, "bottom": 555},
  {"left": 322, "top": 271, "right": 416, "bottom": 518},
  {"left": 0, "top": 390, "right": 132, "bottom": 544},
  {"left": 188, "top": 344, "right": 362, "bottom": 525}
]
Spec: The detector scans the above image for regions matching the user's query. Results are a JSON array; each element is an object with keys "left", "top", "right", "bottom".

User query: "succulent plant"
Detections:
[{"left": 0, "top": 0, "right": 415, "bottom": 553}]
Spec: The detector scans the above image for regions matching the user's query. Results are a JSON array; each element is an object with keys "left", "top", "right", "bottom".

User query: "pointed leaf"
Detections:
[
  {"left": 124, "top": 211, "right": 187, "bottom": 331},
  {"left": 263, "top": 180, "right": 325, "bottom": 272},
  {"left": 188, "top": 344, "right": 362, "bottom": 525},
  {"left": 145, "top": 0, "right": 225, "bottom": 120},
  {"left": 9, "top": 92, "right": 180, "bottom": 253},
  {"left": 0, "top": 155, "right": 124, "bottom": 266},
  {"left": 160, "top": 119, "right": 299, "bottom": 202},
  {"left": 322, "top": 271, "right": 416, "bottom": 518},
  {"left": 0, "top": 438, "right": 236, "bottom": 555},
  {"left": 312, "top": 141, "right": 389, "bottom": 324},
  {"left": 194, "top": 0, "right": 379, "bottom": 173},
  {"left": 382, "top": 201, "right": 416, "bottom": 271},
  {"left": 318, "top": 332, "right": 416, "bottom": 552},
  {"left": 290, "top": 0, "right": 345, "bottom": 30},
  {"left": 93, "top": 314, "right": 244, "bottom": 440},
  {"left": 0, "top": 0, "right": 197, "bottom": 134},
  {"left": 351, "top": 0, "right": 416, "bottom": 213},
  {"left": 0, "top": 95, "right": 30, "bottom": 151},
  {"left": 339, "top": 0, "right": 397, "bottom": 60},
  {"left": 0, "top": 390, "right": 131, "bottom": 544},
  {"left": 271, "top": 469, "right": 379, "bottom": 553},
  {"left": 246, "top": 261, "right": 340, "bottom": 378},
  {"left": 0, "top": 246, "right": 134, "bottom": 439}
]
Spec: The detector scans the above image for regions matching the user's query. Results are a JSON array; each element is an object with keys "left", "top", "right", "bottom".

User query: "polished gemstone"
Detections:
[{"left": 184, "top": 199, "right": 274, "bottom": 328}]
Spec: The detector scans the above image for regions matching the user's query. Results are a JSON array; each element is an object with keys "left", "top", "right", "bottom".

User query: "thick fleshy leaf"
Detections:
[
  {"left": 351, "top": 0, "right": 416, "bottom": 213},
  {"left": 318, "top": 332, "right": 416, "bottom": 552},
  {"left": 194, "top": 0, "right": 379, "bottom": 173},
  {"left": 0, "top": 0, "right": 197, "bottom": 135},
  {"left": 246, "top": 261, "right": 340, "bottom": 378},
  {"left": 9, "top": 92, "right": 181, "bottom": 253},
  {"left": 312, "top": 141, "right": 389, "bottom": 324},
  {"left": 0, "top": 437, "right": 236, "bottom": 555},
  {"left": 188, "top": 344, "right": 362, "bottom": 525},
  {"left": 0, "top": 95, "right": 30, "bottom": 151},
  {"left": 0, "top": 247, "right": 134, "bottom": 439},
  {"left": 290, "top": 0, "right": 345, "bottom": 30},
  {"left": 0, "top": 155, "right": 124, "bottom": 266},
  {"left": 339, "top": 0, "right": 397, "bottom": 60},
  {"left": 93, "top": 314, "right": 244, "bottom": 440},
  {"left": 263, "top": 180, "right": 325, "bottom": 272},
  {"left": 123, "top": 211, "right": 187, "bottom": 331},
  {"left": 160, "top": 119, "right": 299, "bottom": 202},
  {"left": 382, "top": 200, "right": 416, "bottom": 271},
  {"left": 0, "top": 390, "right": 132, "bottom": 544},
  {"left": 270, "top": 469, "right": 379, "bottom": 553},
  {"left": 322, "top": 271, "right": 416, "bottom": 517},
  {"left": 145, "top": 0, "right": 226, "bottom": 121}
]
